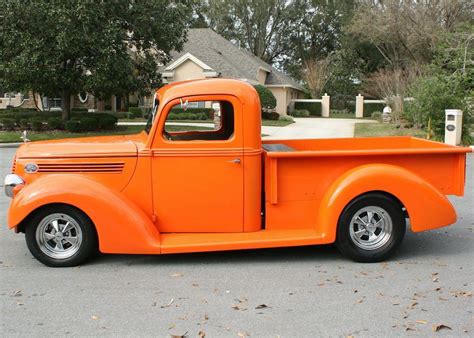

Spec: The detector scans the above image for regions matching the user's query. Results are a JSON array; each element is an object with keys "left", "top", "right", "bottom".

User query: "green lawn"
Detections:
[
  {"left": 354, "top": 123, "right": 427, "bottom": 138},
  {"left": 0, "top": 125, "right": 213, "bottom": 143}
]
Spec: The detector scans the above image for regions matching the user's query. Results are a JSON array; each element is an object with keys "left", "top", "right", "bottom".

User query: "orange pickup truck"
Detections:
[{"left": 4, "top": 79, "right": 471, "bottom": 267}]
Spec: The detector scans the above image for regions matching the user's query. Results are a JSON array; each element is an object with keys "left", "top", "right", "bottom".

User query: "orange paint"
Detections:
[{"left": 6, "top": 79, "right": 471, "bottom": 255}]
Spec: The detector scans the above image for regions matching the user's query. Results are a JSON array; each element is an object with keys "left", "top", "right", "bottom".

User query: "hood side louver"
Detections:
[{"left": 37, "top": 162, "right": 125, "bottom": 173}]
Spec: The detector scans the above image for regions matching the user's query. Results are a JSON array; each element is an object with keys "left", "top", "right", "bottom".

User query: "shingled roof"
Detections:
[{"left": 164, "top": 28, "right": 304, "bottom": 91}]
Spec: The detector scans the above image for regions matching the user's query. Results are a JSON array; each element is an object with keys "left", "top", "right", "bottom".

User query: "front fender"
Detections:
[
  {"left": 317, "top": 164, "right": 456, "bottom": 244},
  {"left": 8, "top": 175, "right": 160, "bottom": 254}
]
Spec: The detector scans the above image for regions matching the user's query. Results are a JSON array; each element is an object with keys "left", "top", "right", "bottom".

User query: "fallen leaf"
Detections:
[
  {"left": 356, "top": 298, "right": 364, "bottom": 304},
  {"left": 16, "top": 301, "right": 23, "bottom": 306},
  {"left": 432, "top": 324, "right": 452, "bottom": 332},
  {"left": 91, "top": 316, "right": 99, "bottom": 320},
  {"left": 255, "top": 304, "right": 271, "bottom": 309},
  {"left": 237, "top": 332, "right": 248, "bottom": 337},
  {"left": 161, "top": 298, "right": 174, "bottom": 308},
  {"left": 170, "top": 331, "right": 188, "bottom": 338},
  {"left": 168, "top": 324, "right": 176, "bottom": 330},
  {"left": 432, "top": 277, "right": 439, "bottom": 282},
  {"left": 435, "top": 287, "right": 441, "bottom": 292},
  {"left": 405, "top": 327, "right": 416, "bottom": 332},
  {"left": 416, "top": 320, "right": 428, "bottom": 324},
  {"left": 438, "top": 297, "right": 448, "bottom": 301},
  {"left": 13, "top": 290, "right": 22, "bottom": 297},
  {"left": 203, "top": 314, "right": 209, "bottom": 321},
  {"left": 198, "top": 331, "right": 206, "bottom": 338},
  {"left": 192, "top": 283, "right": 199, "bottom": 287},
  {"left": 409, "top": 302, "right": 418, "bottom": 309},
  {"left": 171, "top": 273, "right": 183, "bottom": 278}
]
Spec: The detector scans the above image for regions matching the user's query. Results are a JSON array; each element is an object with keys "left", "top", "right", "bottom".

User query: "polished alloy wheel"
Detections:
[
  {"left": 349, "top": 206, "right": 393, "bottom": 251},
  {"left": 35, "top": 213, "right": 83, "bottom": 259}
]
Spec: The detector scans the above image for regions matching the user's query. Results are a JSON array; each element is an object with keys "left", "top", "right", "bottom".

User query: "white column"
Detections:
[
  {"left": 355, "top": 94, "right": 364, "bottom": 118},
  {"left": 321, "top": 93, "right": 330, "bottom": 117}
]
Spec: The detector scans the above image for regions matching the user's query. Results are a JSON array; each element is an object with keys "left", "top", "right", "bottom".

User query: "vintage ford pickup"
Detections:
[{"left": 4, "top": 79, "right": 471, "bottom": 267}]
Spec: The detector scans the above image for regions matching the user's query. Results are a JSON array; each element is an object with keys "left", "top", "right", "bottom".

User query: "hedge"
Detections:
[
  {"left": 0, "top": 110, "right": 117, "bottom": 132},
  {"left": 294, "top": 102, "right": 321, "bottom": 116},
  {"left": 363, "top": 102, "right": 385, "bottom": 117},
  {"left": 168, "top": 107, "right": 214, "bottom": 120}
]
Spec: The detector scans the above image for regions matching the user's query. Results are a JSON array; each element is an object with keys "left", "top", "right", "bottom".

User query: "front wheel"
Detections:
[
  {"left": 25, "top": 205, "right": 98, "bottom": 267},
  {"left": 336, "top": 193, "right": 406, "bottom": 263}
]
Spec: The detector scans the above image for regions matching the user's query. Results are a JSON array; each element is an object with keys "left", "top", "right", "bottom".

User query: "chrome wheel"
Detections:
[
  {"left": 349, "top": 206, "right": 393, "bottom": 251},
  {"left": 35, "top": 213, "right": 83, "bottom": 259}
]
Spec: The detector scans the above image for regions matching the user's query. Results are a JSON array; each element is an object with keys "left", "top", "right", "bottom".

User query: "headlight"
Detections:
[{"left": 4, "top": 174, "right": 24, "bottom": 198}]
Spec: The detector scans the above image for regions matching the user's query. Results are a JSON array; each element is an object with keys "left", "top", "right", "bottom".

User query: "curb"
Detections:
[{"left": 0, "top": 142, "right": 22, "bottom": 148}]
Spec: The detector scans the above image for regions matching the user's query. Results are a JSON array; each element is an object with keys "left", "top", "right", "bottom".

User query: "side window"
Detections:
[{"left": 163, "top": 100, "right": 235, "bottom": 141}]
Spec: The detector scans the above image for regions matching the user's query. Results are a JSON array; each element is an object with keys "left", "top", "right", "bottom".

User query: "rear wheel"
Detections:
[
  {"left": 25, "top": 205, "right": 98, "bottom": 267},
  {"left": 336, "top": 193, "right": 406, "bottom": 262}
]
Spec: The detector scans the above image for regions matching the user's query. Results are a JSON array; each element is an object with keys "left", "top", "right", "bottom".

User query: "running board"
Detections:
[{"left": 160, "top": 229, "right": 323, "bottom": 254}]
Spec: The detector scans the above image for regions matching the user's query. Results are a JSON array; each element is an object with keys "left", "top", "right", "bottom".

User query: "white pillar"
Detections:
[
  {"left": 444, "top": 109, "right": 463, "bottom": 146},
  {"left": 355, "top": 94, "right": 364, "bottom": 118},
  {"left": 322, "top": 93, "right": 330, "bottom": 117}
]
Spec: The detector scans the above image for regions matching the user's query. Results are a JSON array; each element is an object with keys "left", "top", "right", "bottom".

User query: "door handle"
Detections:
[{"left": 228, "top": 158, "right": 241, "bottom": 164}]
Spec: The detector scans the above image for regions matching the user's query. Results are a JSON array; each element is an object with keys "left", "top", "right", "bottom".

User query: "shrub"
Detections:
[
  {"left": 405, "top": 73, "right": 472, "bottom": 144},
  {"left": 290, "top": 109, "right": 310, "bottom": 117},
  {"left": 262, "top": 111, "right": 280, "bottom": 120},
  {"left": 371, "top": 111, "right": 382, "bottom": 121},
  {"left": 30, "top": 119, "right": 43, "bottom": 131},
  {"left": 96, "top": 114, "right": 117, "bottom": 130},
  {"left": 80, "top": 117, "right": 97, "bottom": 131},
  {"left": 65, "top": 120, "right": 82, "bottom": 132},
  {"left": 294, "top": 102, "right": 321, "bottom": 116},
  {"left": 279, "top": 115, "right": 294, "bottom": 122},
  {"left": 19, "top": 119, "right": 30, "bottom": 129},
  {"left": 1, "top": 118, "right": 15, "bottom": 131},
  {"left": 47, "top": 117, "right": 62, "bottom": 130},
  {"left": 363, "top": 103, "right": 385, "bottom": 117},
  {"left": 253, "top": 85, "right": 276, "bottom": 110},
  {"left": 111, "top": 112, "right": 128, "bottom": 119},
  {"left": 128, "top": 107, "right": 143, "bottom": 118}
]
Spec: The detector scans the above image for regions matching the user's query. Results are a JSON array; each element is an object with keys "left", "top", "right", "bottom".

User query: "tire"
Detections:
[
  {"left": 25, "top": 205, "right": 98, "bottom": 267},
  {"left": 336, "top": 193, "right": 406, "bottom": 263}
]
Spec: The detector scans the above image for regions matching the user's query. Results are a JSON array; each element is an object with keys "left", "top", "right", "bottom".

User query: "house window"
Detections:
[{"left": 163, "top": 100, "right": 234, "bottom": 141}]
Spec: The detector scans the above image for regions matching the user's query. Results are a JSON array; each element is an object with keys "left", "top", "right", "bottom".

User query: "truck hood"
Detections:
[{"left": 15, "top": 133, "right": 145, "bottom": 159}]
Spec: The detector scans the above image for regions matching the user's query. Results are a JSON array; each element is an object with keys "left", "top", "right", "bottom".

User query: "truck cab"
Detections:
[{"left": 5, "top": 79, "right": 471, "bottom": 267}]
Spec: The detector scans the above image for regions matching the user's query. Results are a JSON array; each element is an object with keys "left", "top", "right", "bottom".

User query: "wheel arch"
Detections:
[
  {"left": 8, "top": 175, "right": 161, "bottom": 254},
  {"left": 317, "top": 164, "right": 456, "bottom": 244}
]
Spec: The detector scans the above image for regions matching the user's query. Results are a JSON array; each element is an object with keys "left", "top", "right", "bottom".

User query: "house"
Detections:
[{"left": 161, "top": 28, "right": 305, "bottom": 115}]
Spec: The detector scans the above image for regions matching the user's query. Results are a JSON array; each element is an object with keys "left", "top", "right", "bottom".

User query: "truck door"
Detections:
[{"left": 151, "top": 95, "right": 244, "bottom": 232}]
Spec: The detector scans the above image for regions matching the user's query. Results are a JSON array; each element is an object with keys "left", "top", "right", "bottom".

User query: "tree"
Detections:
[
  {"left": 0, "top": 1, "right": 189, "bottom": 120},
  {"left": 204, "top": 0, "right": 295, "bottom": 64},
  {"left": 277, "top": 0, "right": 356, "bottom": 99}
]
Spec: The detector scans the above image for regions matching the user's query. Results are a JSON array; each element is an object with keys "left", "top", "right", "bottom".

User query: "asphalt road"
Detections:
[{"left": 0, "top": 146, "right": 472, "bottom": 337}]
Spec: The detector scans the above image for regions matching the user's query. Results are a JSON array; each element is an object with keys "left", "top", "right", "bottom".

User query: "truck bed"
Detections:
[{"left": 262, "top": 136, "right": 471, "bottom": 232}]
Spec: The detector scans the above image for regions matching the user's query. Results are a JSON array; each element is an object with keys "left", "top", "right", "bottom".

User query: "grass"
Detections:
[
  {"left": 354, "top": 122, "right": 427, "bottom": 138},
  {"left": 0, "top": 125, "right": 213, "bottom": 143}
]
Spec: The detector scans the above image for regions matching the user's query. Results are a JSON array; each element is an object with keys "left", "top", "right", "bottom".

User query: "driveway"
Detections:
[
  {"left": 0, "top": 147, "right": 472, "bottom": 337},
  {"left": 262, "top": 118, "right": 375, "bottom": 140},
  {"left": 119, "top": 117, "right": 376, "bottom": 139}
]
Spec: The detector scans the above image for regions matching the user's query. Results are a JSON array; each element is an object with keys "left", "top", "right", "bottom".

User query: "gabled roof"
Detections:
[{"left": 164, "top": 28, "right": 304, "bottom": 91}]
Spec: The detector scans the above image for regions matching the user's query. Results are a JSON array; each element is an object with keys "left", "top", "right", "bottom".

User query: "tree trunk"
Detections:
[{"left": 61, "top": 89, "right": 71, "bottom": 121}]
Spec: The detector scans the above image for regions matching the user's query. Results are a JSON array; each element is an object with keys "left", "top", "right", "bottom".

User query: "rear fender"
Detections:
[
  {"left": 8, "top": 175, "right": 160, "bottom": 254},
  {"left": 317, "top": 164, "right": 456, "bottom": 244}
]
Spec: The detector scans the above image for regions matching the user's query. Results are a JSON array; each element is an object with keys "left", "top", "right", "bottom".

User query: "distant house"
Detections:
[{"left": 162, "top": 28, "right": 305, "bottom": 115}]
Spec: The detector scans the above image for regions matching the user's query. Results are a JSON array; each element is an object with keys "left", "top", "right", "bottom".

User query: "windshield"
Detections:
[{"left": 145, "top": 97, "right": 159, "bottom": 134}]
